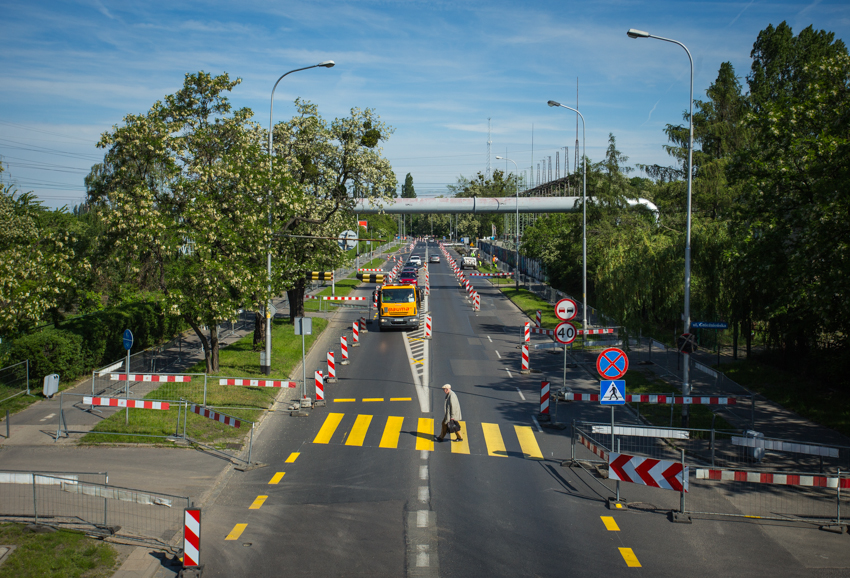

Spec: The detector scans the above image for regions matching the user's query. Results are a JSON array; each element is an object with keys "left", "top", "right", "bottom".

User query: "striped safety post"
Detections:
[
  {"left": 340, "top": 335, "right": 349, "bottom": 365},
  {"left": 315, "top": 370, "right": 324, "bottom": 402},
  {"left": 326, "top": 351, "right": 336, "bottom": 383},
  {"left": 474, "top": 292, "right": 480, "bottom": 311},
  {"left": 183, "top": 507, "right": 201, "bottom": 569},
  {"left": 360, "top": 316, "right": 368, "bottom": 333},
  {"left": 352, "top": 320, "right": 360, "bottom": 347},
  {"left": 540, "top": 381, "right": 550, "bottom": 415},
  {"left": 520, "top": 343, "right": 530, "bottom": 374},
  {"left": 524, "top": 322, "right": 531, "bottom": 342},
  {"left": 425, "top": 315, "right": 432, "bottom": 339},
  {"left": 536, "top": 310, "right": 542, "bottom": 327}
]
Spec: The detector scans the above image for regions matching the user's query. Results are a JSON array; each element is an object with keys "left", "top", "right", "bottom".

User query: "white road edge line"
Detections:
[
  {"left": 417, "top": 510, "right": 428, "bottom": 528},
  {"left": 420, "top": 465, "right": 428, "bottom": 480},
  {"left": 495, "top": 350, "right": 501, "bottom": 359},
  {"left": 487, "top": 335, "right": 492, "bottom": 342},
  {"left": 506, "top": 368, "right": 513, "bottom": 379},
  {"left": 531, "top": 415, "right": 543, "bottom": 433},
  {"left": 516, "top": 387, "right": 525, "bottom": 401},
  {"left": 418, "top": 486, "right": 429, "bottom": 502}
]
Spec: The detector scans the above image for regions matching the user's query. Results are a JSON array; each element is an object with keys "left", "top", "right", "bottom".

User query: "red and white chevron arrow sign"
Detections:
[{"left": 608, "top": 452, "right": 688, "bottom": 493}]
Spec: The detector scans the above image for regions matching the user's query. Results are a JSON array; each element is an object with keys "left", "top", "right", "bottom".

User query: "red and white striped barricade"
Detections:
[
  {"left": 340, "top": 335, "right": 350, "bottom": 365},
  {"left": 218, "top": 378, "right": 296, "bottom": 388},
  {"left": 578, "top": 433, "right": 607, "bottom": 460},
  {"left": 304, "top": 295, "right": 367, "bottom": 301},
  {"left": 360, "top": 316, "right": 368, "bottom": 333},
  {"left": 110, "top": 374, "right": 192, "bottom": 382},
  {"left": 190, "top": 405, "right": 241, "bottom": 428},
  {"left": 358, "top": 268, "right": 386, "bottom": 272},
  {"left": 608, "top": 452, "right": 688, "bottom": 493},
  {"left": 695, "top": 468, "right": 850, "bottom": 489},
  {"left": 524, "top": 322, "right": 530, "bottom": 342},
  {"left": 563, "top": 393, "right": 738, "bottom": 405},
  {"left": 183, "top": 508, "right": 201, "bottom": 569},
  {"left": 352, "top": 320, "right": 360, "bottom": 347},
  {"left": 424, "top": 315, "right": 432, "bottom": 339},
  {"left": 84, "top": 397, "right": 170, "bottom": 410},
  {"left": 581, "top": 328, "right": 615, "bottom": 335},
  {"left": 520, "top": 344, "right": 530, "bottom": 374},
  {"left": 473, "top": 292, "right": 480, "bottom": 311},
  {"left": 540, "top": 381, "right": 550, "bottom": 415},
  {"left": 315, "top": 370, "right": 324, "bottom": 402},
  {"left": 536, "top": 310, "right": 542, "bottom": 327},
  {"left": 326, "top": 351, "right": 336, "bottom": 383}
]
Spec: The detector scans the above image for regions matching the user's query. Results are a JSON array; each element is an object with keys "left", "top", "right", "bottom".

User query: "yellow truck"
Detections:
[{"left": 376, "top": 283, "right": 423, "bottom": 331}]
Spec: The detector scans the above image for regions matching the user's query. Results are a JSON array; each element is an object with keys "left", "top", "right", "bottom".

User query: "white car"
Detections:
[{"left": 409, "top": 255, "right": 422, "bottom": 267}]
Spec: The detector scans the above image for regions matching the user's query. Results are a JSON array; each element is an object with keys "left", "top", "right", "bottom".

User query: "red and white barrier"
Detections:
[
  {"left": 327, "top": 351, "right": 336, "bottom": 383},
  {"left": 473, "top": 292, "right": 480, "bottom": 311},
  {"left": 352, "top": 320, "right": 360, "bottom": 346},
  {"left": 524, "top": 322, "right": 530, "bottom": 342},
  {"left": 218, "top": 378, "right": 296, "bottom": 388},
  {"left": 695, "top": 468, "right": 850, "bottom": 489},
  {"left": 469, "top": 273, "right": 511, "bottom": 277},
  {"left": 540, "top": 381, "right": 550, "bottom": 415},
  {"left": 528, "top": 327, "right": 616, "bottom": 337},
  {"left": 315, "top": 370, "right": 324, "bottom": 402},
  {"left": 183, "top": 508, "right": 201, "bottom": 568},
  {"left": 608, "top": 452, "right": 688, "bottom": 493},
  {"left": 536, "top": 310, "right": 542, "bottom": 327},
  {"left": 563, "top": 393, "right": 737, "bottom": 405},
  {"left": 190, "top": 405, "right": 241, "bottom": 428},
  {"left": 305, "top": 295, "right": 367, "bottom": 301},
  {"left": 358, "top": 268, "right": 386, "bottom": 272},
  {"left": 360, "top": 316, "right": 368, "bottom": 333},
  {"left": 110, "top": 374, "right": 191, "bottom": 382},
  {"left": 578, "top": 433, "right": 607, "bottom": 460},
  {"left": 341, "top": 335, "right": 349, "bottom": 365},
  {"left": 84, "top": 396, "right": 169, "bottom": 410},
  {"left": 520, "top": 344, "right": 530, "bottom": 374}
]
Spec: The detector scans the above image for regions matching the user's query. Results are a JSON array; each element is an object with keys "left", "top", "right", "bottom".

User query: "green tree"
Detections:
[{"left": 401, "top": 173, "right": 416, "bottom": 198}]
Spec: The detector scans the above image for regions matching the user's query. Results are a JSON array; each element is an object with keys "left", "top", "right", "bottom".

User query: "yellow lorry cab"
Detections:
[{"left": 377, "top": 284, "right": 422, "bottom": 331}]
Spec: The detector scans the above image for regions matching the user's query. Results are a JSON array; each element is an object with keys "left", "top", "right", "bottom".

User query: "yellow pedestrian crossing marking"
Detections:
[
  {"left": 363, "top": 398, "right": 384, "bottom": 402},
  {"left": 482, "top": 423, "right": 507, "bottom": 457},
  {"left": 249, "top": 495, "right": 267, "bottom": 510},
  {"left": 619, "top": 548, "right": 641, "bottom": 567},
  {"left": 380, "top": 416, "right": 404, "bottom": 448},
  {"left": 313, "top": 413, "right": 344, "bottom": 444},
  {"left": 285, "top": 452, "right": 300, "bottom": 463},
  {"left": 269, "top": 472, "right": 285, "bottom": 484},
  {"left": 345, "top": 414, "right": 373, "bottom": 446},
  {"left": 451, "top": 420, "right": 469, "bottom": 454},
  {"left": 225, "top": 523, "right": 247, "bottom": 540},
  {"left": 514, "top": 425, "right": 543, "bottom": 460},
  {"left": 416, "top": 418, "right": 434, "bottom": 451},
  {"left": 601, "top": 516, "right": 620, "bottom": 531}
]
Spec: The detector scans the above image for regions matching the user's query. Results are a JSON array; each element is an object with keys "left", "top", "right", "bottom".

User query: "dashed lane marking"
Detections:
[
  {"left": 334, "top": 398, "right": 356, "bottom": 402},
  {"left": 601, "top": 517, "right": 620, "bottom": 531},
  {"left": 363, "top": 398, "right": 384, "bottom": 402},
  {"left": 285, "top": 452, "right": 300, "bottom": 463},
  {"left": 516, "top": 387, "right": 525, "bottom": 401},
  {"left": 390, "top": 397, "right": 412, "bottom": 401},
  {"left": 345, "top": 414, "right": 373, "bottom": 446},
  {"left": 248, "top": 495, "right": 267, "bottom": 510},
  {"left": 495, "top": 350, "right": 501, "bottom": 359},
  {"left": 225, "top": 524, "right": 247, "bottom": 540},
  {"left": 487, "top": 336, "right": 492, "bottom": 342},
  {"left": 269, "top": 473, "right": 285, "bottom": 484},
  {"left": 619, "top": 548, "right": 641, "bottom": 567}
]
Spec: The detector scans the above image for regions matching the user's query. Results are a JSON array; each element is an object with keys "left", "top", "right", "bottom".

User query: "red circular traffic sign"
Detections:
[
  {"left": 554, "top": 322, "right": 577, "bottom": 345},
  {"left": 555, "top": 298, "right": 577, "bottom": 321},
  {"left": 596, "top": 347, "right": 629, "bottom": 379}
]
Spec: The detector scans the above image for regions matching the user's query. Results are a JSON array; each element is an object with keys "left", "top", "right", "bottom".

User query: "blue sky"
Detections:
[{"left": 1, "top": 0, "right": 848, "bottom": 207}]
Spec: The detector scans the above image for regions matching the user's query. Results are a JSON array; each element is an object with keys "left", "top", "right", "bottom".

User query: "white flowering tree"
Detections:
[{"left": 95, "top": 72, "right": 294, "bottom": 373}]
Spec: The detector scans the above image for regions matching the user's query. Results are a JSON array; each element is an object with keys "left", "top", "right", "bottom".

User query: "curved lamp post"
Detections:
[
  {"left": 495, "top": 155, "right": 519, "bottom": 289},
  {"left": 627, "top": 28, "right": 694, "bottom": 426},
  {"left": 263, "top": 60, "right": 335, "bottom": 375},
  {"left": 546, "top": 100, "right": 587, "bottom": 344}
]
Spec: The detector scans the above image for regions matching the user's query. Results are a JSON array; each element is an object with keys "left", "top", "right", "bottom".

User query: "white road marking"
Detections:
[
  {"left": 420, "top": 465, "right": 428, "bottom": 480},
  {"left": 516, "top": 387, "right": 526, "bottom": 401},
  {"left": 417, "top": 545, "right": 430, "bottom": 567},
  {"left": 495, "top": 350, "right": 501, "bottom": 359},
  {"left": 487, "top": 335, "right": 492, "bottom": 342},
  {"left": 40, "top": 413, "right": 56, "bottom": 422},
  {"left": 419, "top": 486, "right": 429, "bottom": 502},
  {"left": 531, "top": 416, "right": 543, "bottom": 432},
  {"left": 506, "top": 369, "right": 513, "bottom": 379},
  {"left": 417, "top": 510, "right": 428, "bottom": 528}
]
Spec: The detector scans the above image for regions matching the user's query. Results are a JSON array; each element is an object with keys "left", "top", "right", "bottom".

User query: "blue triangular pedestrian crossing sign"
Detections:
[{"left": 600, "top": 380, "right": 626, "bottom": 405}]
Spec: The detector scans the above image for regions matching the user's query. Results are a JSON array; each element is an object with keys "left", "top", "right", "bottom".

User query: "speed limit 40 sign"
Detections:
[
  {"left": 555, "top": 298, "right": 577, "bottom": 321},
  {"left": 554, "top": 322, "right": 577, "bottom": 345}
]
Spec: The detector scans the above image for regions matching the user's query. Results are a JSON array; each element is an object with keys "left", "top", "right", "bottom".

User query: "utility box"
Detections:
[
  {"left": 43, "top": 374, "right": 60, "bottom": 398},
  {"left": 745, "top": 430, "right": 765, "bottom": 462}
]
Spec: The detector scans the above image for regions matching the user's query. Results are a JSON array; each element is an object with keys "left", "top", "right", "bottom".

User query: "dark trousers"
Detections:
[{"left": 438, "top": 420, "right": 462, "bottom": 440}]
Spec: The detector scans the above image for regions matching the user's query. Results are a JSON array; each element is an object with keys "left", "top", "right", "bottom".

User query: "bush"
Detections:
[{"left": 9, "top": 330, "right": 85, "bottom": 383}]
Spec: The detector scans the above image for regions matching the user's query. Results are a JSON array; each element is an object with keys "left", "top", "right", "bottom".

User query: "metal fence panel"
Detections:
[{"left": 0, "top": 360, "right": 30, "bottom": 405}]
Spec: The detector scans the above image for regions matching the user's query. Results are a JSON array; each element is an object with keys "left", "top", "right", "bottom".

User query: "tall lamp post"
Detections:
[
  {"left": 264, "top": 60, "right": 335, "bottom": 375},
  {"left": 627, "top": 28, "right": 694, "bottom": 426},
  {"left": 495, "top": 156, "right": 519, "bottom": 288},
  {"left": 546, "top": 101, "right": 587, "bottom": 344}
]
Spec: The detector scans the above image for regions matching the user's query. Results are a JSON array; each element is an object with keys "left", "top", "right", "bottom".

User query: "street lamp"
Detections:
[
  {"left": 627, "top": 27, "right": 694, "bottom": 426},
  {"left": 495, "top": 155, "right": 519, "bottom": 289},
  {"left": 264, "top": 60, "right": 335, "bottom": 375},
  {"left": 546, "top": 100, "right": 588, "bottom": 344}
]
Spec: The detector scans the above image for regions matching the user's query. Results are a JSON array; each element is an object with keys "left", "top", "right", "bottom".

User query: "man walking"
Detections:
[{"left": 436, "top": 384, "right": 463, "bottom": 442}]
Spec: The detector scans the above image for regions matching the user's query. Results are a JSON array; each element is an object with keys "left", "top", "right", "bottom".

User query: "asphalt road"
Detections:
[{"left": 197, "top": 242, "right": 850, "bottom": 578}]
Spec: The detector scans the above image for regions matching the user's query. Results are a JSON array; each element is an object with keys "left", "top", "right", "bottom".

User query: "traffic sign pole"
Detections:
[{"left": 123, "top": 329, "right": 133, "bottom": 426}]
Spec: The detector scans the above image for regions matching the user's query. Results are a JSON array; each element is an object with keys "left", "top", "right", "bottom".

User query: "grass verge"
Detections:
[
  {"left": 81, "top": 317, "right": 328, "bottom": 446},
  {"left": 498, "top": 287, "right": 568, "bottom": 330},
  {"left": 722, "top": 358, "right": 850, "bottom": 438},
  {"left": 0, "top": 523, "right": 118, "bottom": 578}
]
